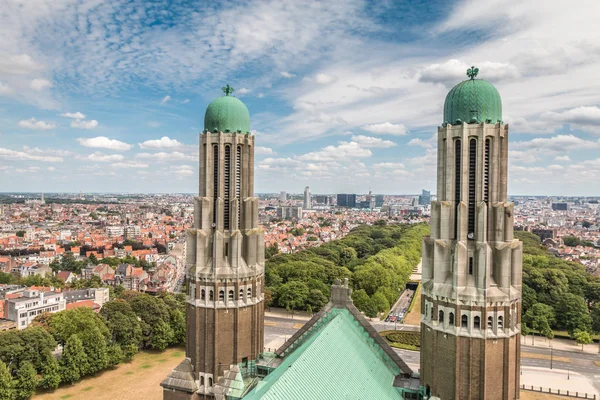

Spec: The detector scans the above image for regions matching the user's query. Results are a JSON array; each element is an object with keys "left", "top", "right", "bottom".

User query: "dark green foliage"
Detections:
[
  {"left": 38, "top": 352, "right": 61, "bottom": 390},
  {"left": 106, "top": 344, "right": 124, "bottom": 368},
  {"left": 517, "top": 231, "right": 598, "bottom": 336},
  {"left": 563, "top": 236, "right": 580, "bottom": 247},
  {"left": 351, "top": 289, "right": 370, "bottom": 311},
  {"left": 101, "top": 299, "right": 143, "bottom": 349},
  {"left": 0, "top": 360, "right": 15, "bottom": 400},
  {"left": 60, "top": 335, "right": 86, "bottom": 384},
  {"left": 14, "top": 361, "right": 37, "bottom": 400},
  {"left": 130, "top": 293, "right": 174, "bottom": 350},
  {"left": 0, "top": 326, "right": 56, "bottom": 376},
  {"left": 265, "top": 223, "right": 428, "bottom": 313}
]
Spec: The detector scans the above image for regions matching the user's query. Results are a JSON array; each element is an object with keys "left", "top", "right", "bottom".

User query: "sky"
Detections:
[{"left": 1, "top": 0, "right": 600, "bottom": 195}]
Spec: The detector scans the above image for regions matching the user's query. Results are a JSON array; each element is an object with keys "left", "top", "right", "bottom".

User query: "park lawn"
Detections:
[
  {"left": 34, "top": 347, "right": 185, "bottom": 400},
  {"left": 402, "top": 284, "right": 421, "bottom": 326},
  {"left": 521, "top": 352, "right": 571, "bottom": 363}
]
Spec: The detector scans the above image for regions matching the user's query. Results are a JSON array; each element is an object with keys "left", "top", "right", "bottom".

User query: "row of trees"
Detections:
[
  {"left": 0, "top": 290, "right": 185, "bottom": 398},
  {"left": 517, "top": 231, "right": 600, "bottom": 346},
  {"left": 264, "top": 223, "right": 428, "bottom": 317}
]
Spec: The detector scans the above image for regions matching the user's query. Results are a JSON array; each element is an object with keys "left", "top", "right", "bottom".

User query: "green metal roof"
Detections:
[
  {"left": 443, "top": 66, "right": 502, "bottom": 125},
  {"left": 204, "top": 85, "right": 250, "bottom": 133},
  {"left": 244, "top": 308, "right": 404, "bottom": 400}
]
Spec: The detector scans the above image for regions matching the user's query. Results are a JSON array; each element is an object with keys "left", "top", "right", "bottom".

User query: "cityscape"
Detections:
[{"left": 1, "top": 1, "right": 600, "bottom": 400}]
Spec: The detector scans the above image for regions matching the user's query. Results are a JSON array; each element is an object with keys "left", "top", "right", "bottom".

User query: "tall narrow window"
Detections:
[
  {"left": 219, "top": 290, "right": 224, "bottom": 301},
  {"left": 213, "top": 145, "right": 219, "bottom": 225},
  {"left": 498, "top": 316, "right": 504, "bottom": 329},
  {"left": 449, "top": 312, "right": 455, "bottom": 326},
  {"left": 236, "top": 145, "right": 242, "bottom": 229},
  {"left": 454, "top": 139, "right": 461, "bottom": 239},
  {"left": 484, "top": 138, "right": 490, "bottom": 203},
  {"left": 461, "top": 314, "right": 468, "bottom": 328},
  {"left": 469, "top": 257, "right": 474, "bottom": 275},
  {"left": 474, "top": 316, "right": 481, "bottom": 329},
  {"left": 224, "top": 146, "right": 231, "bottom": 230},
  {"left": 487, "top": 316, "right": 493, "bottom": 329},
  {"left": 442, "top": 138, "right": 447, "bottom": 201},
  {"left": 468, "top": 138, "right": 476, "bottom": 238},
  {"left": 438, "top": 310, "right": 444, "bottom": 323},
  {"left": 228, "top": 290, "right": 234, "bottom": 301}
]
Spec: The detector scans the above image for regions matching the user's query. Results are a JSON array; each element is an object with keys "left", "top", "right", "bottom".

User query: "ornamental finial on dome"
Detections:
[
  {"left": 222, "top": 84, "right": 234, "bottom": 96},
  {"left": 467, "top": 66, "right": 479, "bottom": 80}
]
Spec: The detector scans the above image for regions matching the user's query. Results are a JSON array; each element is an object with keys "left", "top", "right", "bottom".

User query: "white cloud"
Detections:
[
  {"left": 112, "top": 162, "right": 148, "bottom": 168},
  {"left": 361, "top": 122, "right": 407, "bottom": 136},
  {"left": 350, "top": 135, "right": 396, "bottom": 148},
  {"left": 18, "top": 118, "right": 56, "bottom": 130},
  {"left": 15, "top": 166, "right": 41, "bottom": 173},
  {"left": 77, "top": 136, "right": 132, "bottom": 151},
  {"left": 419, "top": 59, "right": 519, "bottom": 86},
  {"left": 554, "top": 155, "right": 571, "bottom": 162},
  {"left": 408, "top": 135, "right": 436, "bottom": 149},
  {"left": 136, "top": 152, "right": 195, "bottom": 162},
  {"left": 181, "top": 99, "right": 190, "bottom": 104},
  {"left": 314, "top": 73, "right": 335, "bottom": 84},
  {"left": 30, "top": 78, "right": 52, "bottom": 91},
  {"left": 47, "top": 166, "right": 56, "bottom": 171},
  {"left": 513, "top": 134, "right": 600, "bottom": 154},
  {"left": 0, "top": 147, "right": 63, "bottom": 162},
  {"left": 171, "top": 165, "right": 195, "bottom": 175},
  {"left": 237, "top": 88, "right": 251, "bottom": 94},
  {"left": 542, "top": 106, "right": 600, "bottom": 129},
  {"left": 0, "top": 54, "right": 40, "bottom": 75},
  {"left": 139, "top": 136, "right": 184, "bottom": 150},
  {"left": 71, "top": 119, "right": 99, "bottom": 129},
  {"left": 147, "top": 121, "right": 161, "bottom": 128},
  {"left": 0, "top": 81, "right": 12, "bottom": 95},
  {"left": 255, "top": 146, "right": 276, "bottom": 155},
  {"left": 280, "top": 71, "right": 296, "bottom": 78},
  {"left": 161, "top": 95, "right": 171, "bottom": 104},
  {"left": 296, "top": 141, "right": 371, "bottom": 162},
  {"left": 78, "top": 152, "right": 125, "bottom": 162},
  {"left": 61, "top": 112, "right": 86, "bottom": 119}
]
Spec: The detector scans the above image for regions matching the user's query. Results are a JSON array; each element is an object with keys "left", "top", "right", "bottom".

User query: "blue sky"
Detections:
[{"left": 1, "top": 0, "right": 600, "bottom": 195}]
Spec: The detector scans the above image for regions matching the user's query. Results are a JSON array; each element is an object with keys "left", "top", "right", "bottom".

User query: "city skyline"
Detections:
[{"left": 2, "top": 0, "right": 600, "bottom": 195}]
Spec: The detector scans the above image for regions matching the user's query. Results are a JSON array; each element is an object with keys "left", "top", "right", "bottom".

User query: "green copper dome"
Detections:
[
  {"left": 443, "top": 66, "right": 502, "bottom": 125},
  {"left": 204, "top": 85, "right": 250, "bottom": 133}
]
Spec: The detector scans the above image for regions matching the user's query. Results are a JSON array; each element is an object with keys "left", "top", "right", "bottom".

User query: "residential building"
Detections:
[
  {"left": 277, "top": 206, "right": 302, "bottom": 220},
  {"left": 279, "top": 191, "right": 287, "bottom": 201},
  {"left": 337, "top": 193, "right": 357, "bottom": 208},
  {"left": 6, "top": 289, "right": 66, "bottom": 330},
  {"left": 303, "top": 186, "right": 311, "bottom": 210}
]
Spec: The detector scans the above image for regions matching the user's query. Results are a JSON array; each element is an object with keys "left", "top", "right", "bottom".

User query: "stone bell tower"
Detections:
[
  {"left": 420, "top": 67, "right": 522, "bottom": 400},
  {"left": 162, "top": 85, "right": 265, "bottom": 400}
]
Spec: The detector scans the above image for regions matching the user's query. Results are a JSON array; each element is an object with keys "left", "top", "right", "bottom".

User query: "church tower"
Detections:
[
  {"left": 162, "top": 85, "right": 265, "bottom": 400},
  {"left": 420, "top": 67, "right": 522, "bottom": 400}
]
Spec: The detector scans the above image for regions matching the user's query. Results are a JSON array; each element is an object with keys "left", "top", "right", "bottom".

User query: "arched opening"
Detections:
[
  {"left": 239, "top": 289, "right": 244, "bottom": 300},
  {"left": 247, "top": 287, "right": 252, "bottom": 298},
  {"left": 236, "top": 145, "right": 242, "bottom": 229},
  {"left": 218, "top": 290, "right": 224, "bottom": 301},
  {"left": 228, "top": 290, "right": 234, "bottom": 301},
  {"left": 438, "top": 310, "right": 444, "bottom": 323},
  {"left": 474, "top": 316, "right": 481, "bottom": 329},
  {"left": 201, "top": 289, "right": 206, "bottom": 300},
  {"left": 209, "top": 377, "right": 213, "bottom": 387},
  {"left": 449, "top": 312, "right": 455, "bottom": 326},
  {"left": 484, "top": 138, "right": 491, "bottom": 203},
  {"left": 213, "top": 145, "right": 219, "bottom": 225},
  {"left": 487, "top": 316, "right": 493, "bottom": 329},
  {"left": 224, "top": 145, "right": 231, "bottom": 230},
  {"left": 461, "top": 314, "right": 468, "bottom": 328},
  {"left": 498, "top": 316, "right": 504, "bottom": 329},
  {"left": 200, "top": 376, "right": 204, "bottom": 386},
  {"left": 468, "top": 138, "right": 476, "bottom": 238},
  {"left": 209, "top": 290, "right": 214, "bottom": 301},
  {"left": 454, "top": 139, "right": 461, "bottom": 239}
]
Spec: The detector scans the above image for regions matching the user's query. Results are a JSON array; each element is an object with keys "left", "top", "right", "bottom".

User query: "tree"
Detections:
[
  {"left": 351, "top": 289, "right": 370, "bottom": 312},
  {"left": 574, "top": 330, "right": 593, "bottom": 351},
  {"left": 14, "top": 361, "right": 37, "bottom": 400},
  {"left": 556, "top": 293, "right": 592, "bottom": 335},
  {"left": 523, "top": 303, "right": 555, "bottom": 342},
  {"left": 15, "top": 231, "right": 25, "bottom": 238},
  {"left": 265, "top": 244, "right": 279, "bottom": 260},
  {"left": 277, "top": 281, "right": 309, "bottom": 317},
  {"left": 339, "top": 247, "right": 357, "bottom": 266},
  {"left": 150, "top": 321, "right": 173, "bottom": 351},
  {"left": 88, "top": 253, "right": 99, "bottom": 265},
  {"left": 100, "top": 300, "right": 142, "bottom": 349},
  {"left": 0, "top": 360, "right": 15, "bottom": 400},
  {"left": 106, "top": 344, "right": 124, "bottom": 368},
  {"left": 591, "top": 304, "right": 600, "bottom": 354},
  {"left": 363, "top": 300, "right": 378, "bottom": 319},
  {"left": 130, "top": 294, "right": 172, "bottom": 349},
  {"left": 60, "top": 335, "right": 86, "bottom": 384},
  {"left": 370, "top": 292, "right": 390, "bottom": 314},
  {"left": 38, "top": 352, "right": 61, "bottom": 390},
  {"left": 563, "top": 236, "right": 580, "bottom": 247},
  {"left": 264, "top": 288, "right": 273, "bottom": 310}
]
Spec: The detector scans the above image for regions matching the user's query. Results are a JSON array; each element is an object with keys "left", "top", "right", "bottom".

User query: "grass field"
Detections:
[
  {"left": 520, "top": 391, "right": 569, "bottom": 400},
  {"left": 403, "top": 284, "right": 421, "bottom": 326},
  {"left": 521, "top": 352, "right": 572, "bottom": 363},
  {"left": 33, "top": 347, "right": 185, "bottom": 400}
]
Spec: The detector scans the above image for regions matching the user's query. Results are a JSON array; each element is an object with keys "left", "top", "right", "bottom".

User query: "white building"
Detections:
[
  {"left": 7, "top": 289, "right": 66, "bottom": 330},
  {"left": 303, "top": 186, "right": 311, "bottom": 210},
  {"left": 106, "top": 225, "right": 124, "bottom": 237}
]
